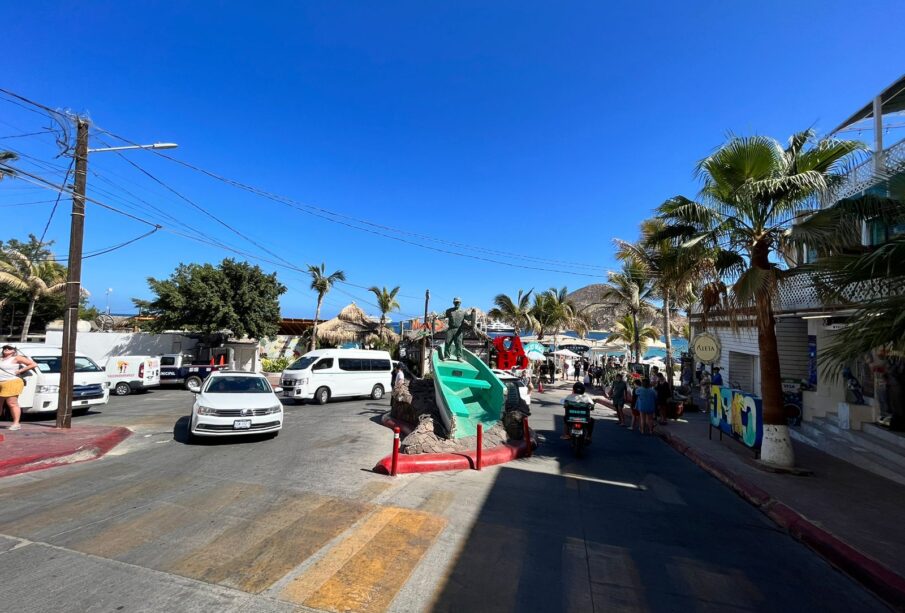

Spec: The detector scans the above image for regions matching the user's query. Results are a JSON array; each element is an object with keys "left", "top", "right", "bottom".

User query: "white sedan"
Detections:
[{"left": 189, "top": 371, "right": 284, "bottom": 440}]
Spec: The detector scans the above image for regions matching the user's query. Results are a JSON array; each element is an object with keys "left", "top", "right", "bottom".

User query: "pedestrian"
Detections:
[
  {"left": 0, "top": 345, "right": 39, "bottom": 431},
  {"left": 628, "top": 378, "right": 642, "bottom": 431},
  {"left": 393, "top": 363, "right": 405, "bottom": 389},
  {"left": 655, "top": 372, "right": 670, "bottom": 425},
  {"left": 610, "top": 372, "right": 628, "bottom": 426},
  {"left": 711, "top": 367, "right": 724, "bottom": 386},
  {"left": 635, "top": 377, "right": 658, "bottom": 434}
]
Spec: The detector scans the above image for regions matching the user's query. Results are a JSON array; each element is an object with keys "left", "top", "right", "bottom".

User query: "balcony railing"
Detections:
[{"left": 824, "top": 136, "right": 905, "bottom": 205}]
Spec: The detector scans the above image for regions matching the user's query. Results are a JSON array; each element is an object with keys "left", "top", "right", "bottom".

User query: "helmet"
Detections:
[{"left": 572, "top": 382, "right": 585, "bottom": 394}]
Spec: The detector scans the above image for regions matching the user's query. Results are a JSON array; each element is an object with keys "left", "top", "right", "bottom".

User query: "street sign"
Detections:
[{"left": 691, "top": 333, "right": 721, "bottom": 363}]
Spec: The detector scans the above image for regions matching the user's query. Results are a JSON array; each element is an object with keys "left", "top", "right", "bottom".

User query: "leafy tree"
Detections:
[
  {"left": 307, "top": 262, "right": 346, "bottom": 351},
  {"left": 488, "top": 289, "right": 536, "bottom": 335},
  {"left": 143, "top": 259, "right": 285, "bottom": 339},
  {"left": 0, "top": 151, "right": 16, "bottom": 181},
  {"left": 607, "top": 314, "right": 660, "bottom": 357},
  {"left": 0, "top": 242, "right": 67, "bottom": 340},
  {"left": 529, "top": 287, "right": 582, "bottom": 342},
  {"left": 599, "top": 262, "right": 656, "bottom": 362},
  {"left": 368, "top": 285, "right": 401, "bottom": 339},
  {"left": 657, "top": 129, "right": 863, "bottom": 466}
]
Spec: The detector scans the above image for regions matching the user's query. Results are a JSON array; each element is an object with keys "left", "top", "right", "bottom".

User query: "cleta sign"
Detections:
[{"left": 710, "top": 385, "right": 763, "bottom": 448}]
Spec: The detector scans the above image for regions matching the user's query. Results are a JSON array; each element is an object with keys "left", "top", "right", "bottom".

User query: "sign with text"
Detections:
[
  {"left": 692, "top": 333, "right": 721, "bottom": 363},
  {"left": 710, "top": 385, "right": 763, "bottom": 449}
]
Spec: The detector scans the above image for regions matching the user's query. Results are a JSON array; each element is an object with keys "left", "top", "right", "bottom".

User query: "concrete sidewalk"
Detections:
[
  {"left": 0, "top": 423, "right": 131, "bottom": 478},
  {"left": 658, "top": 411, "right": 905, "bottom": 608}
]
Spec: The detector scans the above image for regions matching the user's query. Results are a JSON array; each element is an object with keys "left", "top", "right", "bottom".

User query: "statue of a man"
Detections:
[{"left": 442, "top": 297, "right": 476, "bottom": 362}]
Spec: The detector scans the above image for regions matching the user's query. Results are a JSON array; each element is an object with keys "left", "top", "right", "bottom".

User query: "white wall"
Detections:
[{"left": 44, "top": 331, "right": 198, "bottom": 366}]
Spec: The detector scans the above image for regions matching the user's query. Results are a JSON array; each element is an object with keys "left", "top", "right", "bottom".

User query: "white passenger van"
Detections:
[
  {"left": 10, "top": 343, "right": 110, "bottom": 415},
  {"left": 280, "top": 349, "right": 393, "bottom": 404},
  {"left": 104, "top": 355, "right": 161, "bottom": 396}
]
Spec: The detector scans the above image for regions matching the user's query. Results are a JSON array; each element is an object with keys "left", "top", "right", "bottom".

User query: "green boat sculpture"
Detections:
[{"left": 432, "top": 345, "right": 506, "bottom": 438}]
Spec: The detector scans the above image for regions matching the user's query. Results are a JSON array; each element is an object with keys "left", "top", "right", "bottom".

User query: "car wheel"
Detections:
[
  {"left": 185, "top": 376, "right": 203, "bottom": 393},
  {"left": 315, "top": 387, "right": 330, "bottom": 405},
  {"left": 370, "top": 384, "right": 384, "bottom": 400},
  {"left": 114, "top": 382, "right": 131, "bottom": 396}
]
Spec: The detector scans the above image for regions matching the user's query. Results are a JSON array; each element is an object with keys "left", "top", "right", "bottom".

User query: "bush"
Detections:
[{"left": 261, "top": 357, "right": 291, "bottom": 373}]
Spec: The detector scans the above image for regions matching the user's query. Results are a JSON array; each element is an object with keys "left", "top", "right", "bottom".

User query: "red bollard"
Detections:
[
  {"left": 476, "top": 423, "right": 483, "bottom": 470},
  {"left": 523, "top": 417, "right": 532, "bottom": 457},
  {"left": 391, "top": 426, "right": 401, "bottom": 476}
]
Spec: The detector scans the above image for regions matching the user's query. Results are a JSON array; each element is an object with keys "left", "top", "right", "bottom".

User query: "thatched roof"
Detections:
[{"left": 316, "top": 303, "right": 398, "bottom": 345}]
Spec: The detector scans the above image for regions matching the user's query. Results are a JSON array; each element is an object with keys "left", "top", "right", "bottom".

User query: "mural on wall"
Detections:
[
  {"left": 710, "top": 385, "right": 763, "bottom": 448},
  {"left": 258, "top": 335, "right": 308, "bottom": 359}
]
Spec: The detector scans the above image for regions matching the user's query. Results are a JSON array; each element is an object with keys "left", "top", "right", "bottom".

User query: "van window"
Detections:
[
  {"left": 161, "top": 356, "right": 176, "bottom": 366},
  {"left": 339, "top": 358, "right": 364, "bottom": 371},
  {"left": 32, "top": 356, "right": 102, "bottom": 373},
  {"left": 312, "top": 358, "right": 333, "bottom": 371},
  {"left": 370, "top": 359, "right": 391, "bottom": 371}
]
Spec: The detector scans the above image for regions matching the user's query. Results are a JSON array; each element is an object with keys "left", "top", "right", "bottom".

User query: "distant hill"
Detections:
[{"left": 567, "top": 284, "right": 689, "bottom": 334}]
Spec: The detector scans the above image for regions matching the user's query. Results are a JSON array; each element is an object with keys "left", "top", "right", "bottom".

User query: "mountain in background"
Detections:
[{"left": 567, "top": 284, "right": 689, "bottom": 334}]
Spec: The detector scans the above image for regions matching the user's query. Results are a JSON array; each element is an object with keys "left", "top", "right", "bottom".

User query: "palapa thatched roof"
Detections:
[{"left": 316, "top": 303, "right": 398, "bottom": 345}]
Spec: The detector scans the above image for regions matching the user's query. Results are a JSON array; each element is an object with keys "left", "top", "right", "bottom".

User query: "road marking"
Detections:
[
  {"left": 418, "top": 490, "right": 455, "bottom": 514},
  {"left": 296, "top": 507, "right": 445, "bottom": 613}
]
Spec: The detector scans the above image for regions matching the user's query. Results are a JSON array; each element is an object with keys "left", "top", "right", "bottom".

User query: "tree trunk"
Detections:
[
  {"left": 19, "top": 296, "right": 36, "bottom": 342},
  {"left": 310, "top": 295, "right": 323, "bottom": 352},
  {"left": 752, "top": 243, "right": 794, "bottom": 467},
  {"left": 632, "top": 311, "right": 641, "bottom": 363},
  {"left": 663, "top": 288, "right": 673, "bottom": 394}
]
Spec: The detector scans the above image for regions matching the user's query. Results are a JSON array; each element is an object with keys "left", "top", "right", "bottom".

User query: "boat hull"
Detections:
[{"left": 431, "top": 345, "right": 506, "bottom": 439}]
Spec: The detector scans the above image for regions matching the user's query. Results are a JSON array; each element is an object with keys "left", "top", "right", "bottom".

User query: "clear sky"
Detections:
[{"left": 2, "top": 1, "right": 904, "bottom": 320}]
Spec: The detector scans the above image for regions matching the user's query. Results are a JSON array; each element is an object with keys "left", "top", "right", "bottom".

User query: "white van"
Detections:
[
  {"left": 104, "top": 355, "right": 161, "bottom": 396},
  {"left": 280, "top": 349, "right": 393, "bottom": 404},
  {"left": 9, "top": 343, "right": 110, "bottom": 415}
]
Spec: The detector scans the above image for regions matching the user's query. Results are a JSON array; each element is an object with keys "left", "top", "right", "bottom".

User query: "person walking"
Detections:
[
  {"left": 0, "top": 345, "right": 39, "bottom": 431},
  {"left": 393, "top": 363, "right": 405, "bottom": 389},
  {"left": 610, "top": 372, "right": 628, "bottom": 426},
  {"left": 655, "top": 372, "right": 670, "bottom": 425},
  {"left": 635, "top": 378, "right": 658, "bottom": 434},
  {"left": 711, "top": 367, "right": 724, "bottom": 386}
]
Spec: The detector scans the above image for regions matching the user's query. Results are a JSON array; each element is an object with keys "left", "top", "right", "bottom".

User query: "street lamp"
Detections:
[
  {"left": 105, "top": 288, "right": 113, "bottom": 316},
  {"left": 56, "top": 123, "right": 178, "bottom": 428}
]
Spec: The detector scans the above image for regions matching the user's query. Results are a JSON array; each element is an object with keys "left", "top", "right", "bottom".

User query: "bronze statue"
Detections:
[{"left": 442, "top": 297, "right": 476, "bottom": 361}]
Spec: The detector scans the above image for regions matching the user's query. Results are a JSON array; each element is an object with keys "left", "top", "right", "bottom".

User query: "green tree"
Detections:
[
  {"left": 657, "top": 130, "right": 863, "bottom": 466},
  {"left": 607, "top": 314, "right": 660, "bottom": 357},
  {"left": 488, "top": 289, "right": 536, "bottom": 335},
  {"left": 0, "top": 151, "right": 17, "bottom": 181},
  {"left": 529, "top": 287, "right": 583, "bottom": 344},
  {"left": 143, "top": 259, "right": 285, "bottom": 339},
  {"left": 307, "top": 262, "right": 346, "bottom": 351},
  {"left": 599, "top": 262, "right": 656, "bottom": 362},
  {"left": 0, "top": 243, "right": 67, "bottom": 341},
  {"left": 368, "top": 285, "right": 401, "bottom": 339}
]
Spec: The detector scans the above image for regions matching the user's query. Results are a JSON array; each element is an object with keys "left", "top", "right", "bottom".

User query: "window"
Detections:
[
  {"left": 339, "top": 358, "right": 364, "bottom": 371},
  {"left": 312, "top": 358, "right": 333, "bottom": 371},
  {"left": 31, "top": 356, "right": 101, "bottom": 373},
  {"left": 289, "top": 356, "right": 318, "bottom": 371},
  {"left": 161, "top": 356, "right": 176, "bottom": 366},
  {"left": 75, "top": 357, "right": 102, "bottom": 372},
  {"left": 204, "top": 376, "right": 271, "bottom": 393},
  {"left": 868, "top": 218, "right": 905, "bottom": 246},
  {"left": 370, "top": 359, "right": 391, "bottom": 371}
]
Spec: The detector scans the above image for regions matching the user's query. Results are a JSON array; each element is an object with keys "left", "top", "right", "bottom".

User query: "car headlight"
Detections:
[
  {"left": 197, "top": 405, "right": 216, "bottom": 415},
  {"left": 37, "top": 385, "right": 59, "bottom": 394},
  {"left": 269, "top": 405, "right": 282, "bottom": 414}
]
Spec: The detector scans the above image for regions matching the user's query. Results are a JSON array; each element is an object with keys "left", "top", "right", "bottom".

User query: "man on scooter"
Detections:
[{"left": 560, "top": 381, "right": 608, "bottom": 442}]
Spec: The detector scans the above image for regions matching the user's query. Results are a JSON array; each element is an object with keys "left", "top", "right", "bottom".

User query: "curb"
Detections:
[
  {"left": 0, "top": 427, "right": 132, "bottom": 479},
  {"left": 372, "top": 439, "right": 531, "bottom": 475},
  {"left": 658, "top": 429, "right": 905, "bottom": 610}
]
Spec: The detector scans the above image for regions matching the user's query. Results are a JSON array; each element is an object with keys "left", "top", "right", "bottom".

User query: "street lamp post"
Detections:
[{"left": 55, "top": 124, "right": 177, "bottom": 429}]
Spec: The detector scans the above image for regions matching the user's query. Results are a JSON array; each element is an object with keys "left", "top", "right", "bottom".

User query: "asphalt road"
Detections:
[{"left": 0, "top": 387, "right": 887, "bottom": 612}]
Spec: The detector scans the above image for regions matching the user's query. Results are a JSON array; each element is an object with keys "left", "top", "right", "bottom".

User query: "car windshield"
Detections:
[
  {"left": 32, "top": 356, "right": 102, "bottom": 373},
  {"left": 288, "top": 356, "right": 317, "bottom": 371},
  {"left": 205, "top": 376, "right": 271, "bottom": 393}
]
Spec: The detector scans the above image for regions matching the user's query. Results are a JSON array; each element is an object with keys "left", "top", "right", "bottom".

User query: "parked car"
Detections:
[
  {"left": 160, "top": 353, "right": 226, "bottom": 392},
  {"left": 493, "top": 368, "right": 531, "bottom": 412},
  {"left": 104, "top": 355, "right": 160, "bottom": 396},
  {"left": 188, "top": 371, "right": 283, "bottom": 440},
  {"left": 281, "top": 349, "right": 393, "bottom": 404},
  {"left": 7, "top": 343, "right": 109, "bottom": 415}
]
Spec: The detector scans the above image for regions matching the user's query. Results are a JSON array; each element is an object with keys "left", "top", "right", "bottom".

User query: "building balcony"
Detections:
[{"left": 823, "top": 136, "right": 905, "bottom": 204}]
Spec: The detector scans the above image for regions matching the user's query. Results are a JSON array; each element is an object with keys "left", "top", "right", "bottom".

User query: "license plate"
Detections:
[
  {"left": 283, "top": 390, "right": 293, "bottom": 397},
  {"left": 571, "top": 428, "right": 584, "bottom": 436},
  {"left": 233, "top": 419, "right": 251, "bottom": 429}
]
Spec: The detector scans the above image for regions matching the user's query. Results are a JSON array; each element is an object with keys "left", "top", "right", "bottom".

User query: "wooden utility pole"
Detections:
[
  {"left": 56, "top": 118, "right": 89, "bottom": 429},
  {"left": 421, "top": 289, "right": 430, "bottom": 376}
]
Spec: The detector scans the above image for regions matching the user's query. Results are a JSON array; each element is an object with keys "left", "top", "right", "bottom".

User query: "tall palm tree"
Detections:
[
  {"left": 531, "top": 287, "right": 579, "bottom": 346},
  {"left": 368, "top": 285, "right": 401, "bottom": 339},
  {"left": 488, "top": 289, "right": 536, "bottom": 335},
  {"left": 307, "top": 262, "right": 346, "bottom": 351},
  {"left": 599, "top": 262, "right": 656, "bottom": 362},
  {"left": 657, "top": 129, "right": 863, "bottom": 466},
  {"left": 607, "top": 314, "right": 660, "bottom": 358},
  {"left": 0, "top": 249, "right": 67, "bottom": 341},
  {"left": 0, "top": 151, "right": 17, "bottom": 181}
]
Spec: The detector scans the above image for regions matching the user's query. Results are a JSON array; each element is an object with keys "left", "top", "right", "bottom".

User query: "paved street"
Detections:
[{"left": 0, "top": 388, "right": 887, "bottom": 612}]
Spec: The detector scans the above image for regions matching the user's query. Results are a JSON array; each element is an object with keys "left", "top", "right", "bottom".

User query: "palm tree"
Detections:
[
  {"left": 0, "top": 151, "right": 17, "bottom": 181},
  {"left": 531, "top": 287, "right": 579, "bottom": 346},
  {"left": 657, "top": 129, "right": 863, "bottom": 467},
  {"left": 488, "top": 289, "right": 536, "bottom": 335},
  {"left": 607, "top": 314, "right": 660, "bottom": 358},
  {"left": 307, "top": 262, "right": 346, "bottom": 351},
  {"left": 0, "top": 249, "right": 67, "bottom": 341},
  {"left": 599, "top": 262, "right": 656, "bottom": 362},
  {"left": 368, "top": 285, "right": 401, "bottom": 340}
]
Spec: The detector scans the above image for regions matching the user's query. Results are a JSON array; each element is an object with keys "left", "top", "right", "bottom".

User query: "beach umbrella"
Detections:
[{"left": 525, "top": 350, "right": 546, "bottom": 361}]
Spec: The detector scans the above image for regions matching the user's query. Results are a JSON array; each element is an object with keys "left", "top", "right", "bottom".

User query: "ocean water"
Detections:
[{"left": 559, "top": 331, "right": 688, "bottom": 359}]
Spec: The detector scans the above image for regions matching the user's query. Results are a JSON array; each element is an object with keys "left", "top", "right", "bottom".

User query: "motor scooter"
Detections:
[{"left": 564, "top": 400, "right": 593, "bottom": 458}]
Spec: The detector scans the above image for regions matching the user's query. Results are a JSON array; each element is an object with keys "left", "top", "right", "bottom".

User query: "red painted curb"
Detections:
[
  {"left": 373, "top": 439, "right": 531, "bottom": 475},
  {"left": 659, "top": 429, "right": 905, "bottom": 609},
  {"left": 0, "top": 427, "right": 132, "bottom": 479}
]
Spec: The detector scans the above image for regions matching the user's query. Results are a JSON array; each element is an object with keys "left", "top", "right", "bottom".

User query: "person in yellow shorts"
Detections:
[{"left": 0, "top": 345, "right": 39, "bottom": 431}]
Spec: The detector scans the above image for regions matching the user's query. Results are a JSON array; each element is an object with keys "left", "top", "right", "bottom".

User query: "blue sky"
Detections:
[{"left": 2, "top": 1, "right": 904, "bottom": 320}]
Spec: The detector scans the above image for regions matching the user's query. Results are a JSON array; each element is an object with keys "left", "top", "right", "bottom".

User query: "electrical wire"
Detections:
[{"left": 39, "top": 155, "right": 74, "bottom": 244}]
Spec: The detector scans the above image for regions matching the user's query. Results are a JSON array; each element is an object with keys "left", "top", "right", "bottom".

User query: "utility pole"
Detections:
[
  {"left": 56, "top": 118, "right": 89, "bottom": 429},
  {"left": 421, "top": 289, "right": 430, "bottom": 376}
]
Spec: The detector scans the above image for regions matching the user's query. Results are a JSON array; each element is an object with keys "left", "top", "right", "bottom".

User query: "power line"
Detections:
[{"left": 40, "top": 155, "right": 74, "bottom": 244}]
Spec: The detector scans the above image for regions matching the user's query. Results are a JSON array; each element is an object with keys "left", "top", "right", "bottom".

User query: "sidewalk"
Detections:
[
  {"left": 0, "top": 423, "right": 131, "bottom": 478},
  {"left": 659, "top": 411, "right": 905, "bottom": 609}
]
